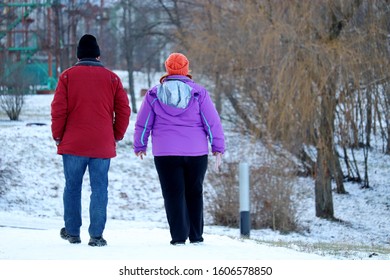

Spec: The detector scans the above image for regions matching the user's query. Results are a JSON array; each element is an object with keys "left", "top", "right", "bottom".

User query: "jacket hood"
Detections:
[{"left": 156, "top": 77, "right": 194, "bottom": 116}]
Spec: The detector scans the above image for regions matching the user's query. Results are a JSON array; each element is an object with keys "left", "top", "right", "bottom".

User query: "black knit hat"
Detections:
[{"left": 77, "top": 34, "right": 100, "bottom": 59}]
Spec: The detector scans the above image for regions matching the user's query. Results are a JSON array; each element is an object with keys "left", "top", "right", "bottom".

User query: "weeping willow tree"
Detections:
[{"left": 180, "top": 0, "right": 389, "bottom": 219}]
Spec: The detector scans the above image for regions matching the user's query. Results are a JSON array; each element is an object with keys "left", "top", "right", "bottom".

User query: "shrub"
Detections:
[
  {"left": 250, "top": 162, "right": 298, "bottom": 233},
  {"left": 206, "top": 154, "right": 298, "bottom": 233},
  {"left": 0, "top": 87, "right": 26, "bottom": 121},
  {"left": 206, "top": 162, "right": 240, "bottom": 227},
  {"left": 0, "top": 158, "right": 12, "bottom": 197}
]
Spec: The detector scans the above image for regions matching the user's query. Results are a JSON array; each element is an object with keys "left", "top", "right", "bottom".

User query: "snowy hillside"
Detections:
[{"left": 0, "top": 71, "right": 389, "bottom": 279}]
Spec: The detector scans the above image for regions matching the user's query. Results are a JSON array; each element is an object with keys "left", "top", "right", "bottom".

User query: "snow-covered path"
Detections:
[
  {"left": 1, "top": 213, "right": 387, "bottom": 280},
  {"left": 0, "top": 212, "right": 326, "bottom": 260}
]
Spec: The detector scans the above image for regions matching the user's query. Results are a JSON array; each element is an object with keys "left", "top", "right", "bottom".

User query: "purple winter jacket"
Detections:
[{"left": 133, "top": 75, "right": 225, "bottom": 156}]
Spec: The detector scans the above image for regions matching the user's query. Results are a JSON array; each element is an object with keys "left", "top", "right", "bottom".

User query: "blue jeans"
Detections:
[{"left": 62, "top": 154, "right": 111, "bottom": 238}]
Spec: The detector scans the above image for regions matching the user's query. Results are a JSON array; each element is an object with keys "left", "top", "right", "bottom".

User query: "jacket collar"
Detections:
[
  {"left": 75, "top": 58, "right": 104, "bottom": 67},
  {"left": 160, "top": 74, "right": 192, "bottom": 84}
]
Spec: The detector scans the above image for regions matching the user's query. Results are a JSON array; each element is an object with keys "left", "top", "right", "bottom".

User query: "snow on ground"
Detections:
[
  {"left": 0, "top": 71, "right": 389, "bottom": 278},
  {"left": 0, "top": 212, "right": 326, "bottom": 260}
]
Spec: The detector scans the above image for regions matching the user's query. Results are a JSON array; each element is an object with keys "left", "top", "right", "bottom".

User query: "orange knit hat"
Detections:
[{"left": 165, "top": 53, "right": 189, "bottom": 76}]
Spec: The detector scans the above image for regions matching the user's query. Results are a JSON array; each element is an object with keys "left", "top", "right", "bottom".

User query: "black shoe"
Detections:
[
  {"left": 170, "top": 241, "right": 186, "bottom": 246},
  {"left": 190, "top": 237, "right": 204, "bottom": 245},
  {"left": 88, "top": 236, "right": 107, "bottom": 247},
  {"left": 190, "top": 240, "right": 204, "bottom": 245},
  {"left": 60, "top": 228, "right": 81, "bottom": 244}
]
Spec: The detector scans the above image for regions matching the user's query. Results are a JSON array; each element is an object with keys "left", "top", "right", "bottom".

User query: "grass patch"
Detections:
[{"left": 252, "top": 239, "right": 390, "bottom": 259}]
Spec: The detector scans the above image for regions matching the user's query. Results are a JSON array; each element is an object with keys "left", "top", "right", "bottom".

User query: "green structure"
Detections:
[{"left": 0, "top": 0, "right": 56, "bottom": 91}]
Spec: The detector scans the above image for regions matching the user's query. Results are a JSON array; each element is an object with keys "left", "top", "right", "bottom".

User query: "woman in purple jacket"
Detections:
[{"left": 134, "top": 53, "right": 225, "bottom": 245}]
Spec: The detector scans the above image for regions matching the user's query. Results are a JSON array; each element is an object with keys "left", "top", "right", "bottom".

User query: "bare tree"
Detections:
[
  {"left": 179, "top": 0, "right": 389, "bottom": 219},
  {"left": 116, "top": 0, "right": 177, "bottom": 112}
]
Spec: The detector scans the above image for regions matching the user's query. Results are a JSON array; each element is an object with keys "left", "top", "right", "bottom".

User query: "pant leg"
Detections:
[
  {"left": 88, "top": 157, "right": 111, "bottom": 238},
  {"left": 184, "top": 155, "right": 208, "bottom": 242},
  {"left": 154, "top": 156, "right": 189, "bottom": 243},
  {"left": 62, "top": 154, "right": 88, "bottom": 236}
]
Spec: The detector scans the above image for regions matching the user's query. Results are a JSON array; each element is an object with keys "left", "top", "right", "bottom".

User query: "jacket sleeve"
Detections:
[
  {"left": 51, "top": 73, "right": 68, "bottom": 141},
  {"left": 113, "top": 77, "right": 131, "bottom": 141},
  {"left": 199, "top": 90, "right": 225, "bottom": 153},
  {"left": 133, "top": 90, "right": 156, "bottom": 153}
]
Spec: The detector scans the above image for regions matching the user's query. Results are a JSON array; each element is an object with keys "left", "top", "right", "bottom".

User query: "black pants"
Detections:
[{"left": 154, "top": 155, "right": 208, "bottom": 244}]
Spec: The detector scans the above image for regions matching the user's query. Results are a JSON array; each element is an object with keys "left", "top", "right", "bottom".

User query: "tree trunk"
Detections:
[
  {"left": 214, "top": 72, "right": 222, "bottom": 114},
  {"left": 315, "top": 142, "right": 334, "bottom": 219},
  {"left": 331, "top": 150, "right": 347, "bottom": 194},
  {"left": 387, "top": 124, "right": 390, "bottom": 155},
  {"left": 123, "top": 3, "right": 137, "bottom": 113},
  {"left": 315, "top": 94, "right": 335, "bottom": 219},
  {"left": 386, "top": 85, "right": 390, "bottom": 154},
  {"left": 297, "top": 147, "right": 316, "bottom": 177},
  {"left": 365, "top": 89, "right": 372, "bottom": 147},
  {"left": 362, "top": 145, "right": 370, "bottom": 188},
  {"left": 315, "top": 144, "right": 334, "bottom": 219},
  {"left": 127, "top": 65, "right": 137, "bottom": 113}
]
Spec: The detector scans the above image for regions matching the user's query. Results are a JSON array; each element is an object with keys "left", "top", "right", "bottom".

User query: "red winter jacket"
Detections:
[{"left": 51, "top": 59, "right": 130, "bottom": 158}]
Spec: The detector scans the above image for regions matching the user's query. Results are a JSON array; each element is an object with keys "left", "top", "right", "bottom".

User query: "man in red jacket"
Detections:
[{"left": 51, "top": 34, "right": 130, "bottom": 247}]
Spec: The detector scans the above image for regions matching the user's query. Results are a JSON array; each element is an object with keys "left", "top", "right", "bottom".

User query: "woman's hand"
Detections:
[
  {"left": 213, "top": 152, "right": 222, "bottom": 172},
  {"left": 136, "top": 151, "right": 147, "bottom": 160}
]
